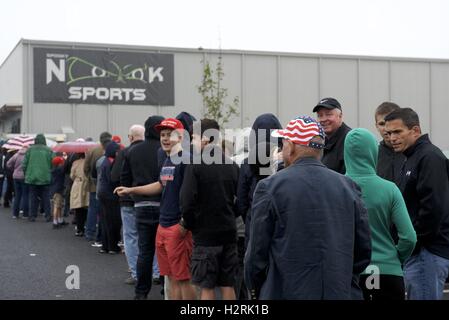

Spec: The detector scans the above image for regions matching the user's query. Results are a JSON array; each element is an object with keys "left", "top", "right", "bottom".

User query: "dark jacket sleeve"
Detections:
[
  {"left": 120, "top": 150, "right": 133, "bottom": 187},
  {"left": 84, "top": 149, "right": 93, "bottom": 177},
  {"left": 415, "top": 153, "right": 449, "bottom": 243},
  {"left": 236, "top": 162, "right": 252, "bottom": 221},
  {"left": 111, "top": 149, "right": 125, "bottom": 185},
  {"left": 92, "top": 158, "right": 99, "bottom": 180},
  {"left": 244, "top": 180, "right": 275, "bottom": 298},
  {"left": 352, "top": 182, "right": 372, "bottom": 275},
  {"left": 179, "top": 164, "right": 198, "bottom": 230}
]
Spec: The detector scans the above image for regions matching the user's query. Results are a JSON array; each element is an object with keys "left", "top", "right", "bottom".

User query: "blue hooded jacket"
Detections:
[{"left": 97, "top": 142, "right": 120, "bottom": 200}]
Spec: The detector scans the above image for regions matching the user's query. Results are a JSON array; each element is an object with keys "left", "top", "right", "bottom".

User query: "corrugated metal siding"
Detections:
[
  {"left": 391, "top": 61, "right": 431, "bottom": 135},
  {"left": 430, "top": 63, "right": 449, "bottom": 150},
  {"left": 0, "top": 44, "right": 23, "bottom": 107},
  {"left": 358, "top": 60, "right": 390, "bottom": 133},
  {"left": 279, "top": 57, "right": 319, "bottom": 125}
]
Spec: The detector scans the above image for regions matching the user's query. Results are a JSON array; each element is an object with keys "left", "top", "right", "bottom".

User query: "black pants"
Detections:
[
  {"left": 359, "top": 274, "right": 405, "bottom": 300},
  {"left": 99, "top": 197, "right": 122, "bottom": 253},
  {"left": 74, "top": 207, "right": 88, "bottom": 234},
  {"left": 135, "top": 206, "right": 159, "bottom": 297},
  {"left": 4, "top": 174, "right": 14, "bottom": 206},
  {"left": 235, "top": 237, "right": 248, "bottom": 299}
]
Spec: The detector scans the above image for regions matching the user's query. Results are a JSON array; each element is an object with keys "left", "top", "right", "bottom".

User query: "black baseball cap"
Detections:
[{"left": 313, "top": 97, "right": 342, "bottom": 113}]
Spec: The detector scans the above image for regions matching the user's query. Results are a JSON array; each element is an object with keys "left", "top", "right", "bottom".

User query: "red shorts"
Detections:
[{"left": 156, "top": 224, "right": 193, "bottom": 281}]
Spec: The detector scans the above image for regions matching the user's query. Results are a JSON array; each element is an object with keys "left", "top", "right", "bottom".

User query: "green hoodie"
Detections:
[
  {"left": 22, "top": 134, "right": 54, "bottom": 185},
  {"left": 344, "top": 128, "right": 416, "bottom": 276}
]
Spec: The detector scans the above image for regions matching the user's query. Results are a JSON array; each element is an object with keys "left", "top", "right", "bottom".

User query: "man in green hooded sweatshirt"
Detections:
[
  {"left": 344, "top": 128, "right": 416, "bottom": 300},
  {"left": 23, "top": 134, "right": 54, "bottom": 222}
]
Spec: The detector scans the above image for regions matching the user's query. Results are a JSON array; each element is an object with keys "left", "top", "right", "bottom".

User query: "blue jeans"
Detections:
[
  {"left": 135, "top": 205, "right": 159, "bottom": 296},
  {"left": 13, "top": 179, "right": 29, "bottom": 217},
  {"left": 29, "top": 184, "right": 50, "bottom": 219},
  {"left": 153, "top": 254, "right": 160, "bottom": 278},
  {"left": 404, "top": 247, "right": 449, "bottom": 300},
  {"left": 85, "top": 192, "right": 99, "bottom": 240},
  {"left": 121, "top": 206, "right": 139, "bottom": 279}
]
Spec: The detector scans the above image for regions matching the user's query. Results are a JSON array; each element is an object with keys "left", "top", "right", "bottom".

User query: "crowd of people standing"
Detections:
[{"left": 2, "top": 98, "right": 449, "bottom": 300}]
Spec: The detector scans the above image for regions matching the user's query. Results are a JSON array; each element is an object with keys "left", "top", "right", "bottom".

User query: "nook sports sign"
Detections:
[{"left": 33, "top": 47, "right": 174, "bottom": 105}]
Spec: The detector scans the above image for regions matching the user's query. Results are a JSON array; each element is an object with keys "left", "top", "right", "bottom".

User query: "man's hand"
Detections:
[
  {"left": 179, "top": 223, "right": 187, "bottom": 238},
  {"left": 114, "top": 186, "right": 131, "bottom": 196}
]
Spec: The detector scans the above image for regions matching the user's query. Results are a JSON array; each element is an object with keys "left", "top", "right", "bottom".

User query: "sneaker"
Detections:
[
  {"left": 125, "top": 277, "right": 137, "bottom": 285},
  {"left": 75, "top": 231, "right": 84, "bottom": 237},
  {"left": 98, "top": 249, "right": 109, "bottom": 254},
  {"left": 118, "top": 241, "right": 124, "bottom": 247},
  {"left": 91, "top": 242, "right": 102, "bottom": 248},
  {"left": 109, "top": 250, "right": 121, "bottom": 255},
  {"left": 12, "top": 216, "right": 18, "bottom": 219}
]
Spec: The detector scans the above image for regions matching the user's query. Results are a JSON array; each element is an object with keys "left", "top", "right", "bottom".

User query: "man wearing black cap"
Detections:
[{"left": 313, "top": 97, "right": 352, "bottom": 174}]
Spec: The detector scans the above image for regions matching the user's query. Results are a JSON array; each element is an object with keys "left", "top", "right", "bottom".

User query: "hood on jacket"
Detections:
[
  {"left": 105, "top": 141, "right": 120, "bottom": 158},
  {"left": 248, "top": 114, "right": 282, "bottom": 169},
  {"left": 34, "top": 134, "right": 46, "bottom": 145},
  {"left": 250, "top": 113, "right": 282, "bottom": 150},
  {"left": 344, "top": 128, "right": 378, "bottom": 176},
  {"left": 176, "top": 112, "right": 196, "bottom": 136},
  {"left": 144, "top": 116, "right": 165, "bottom": 141}
]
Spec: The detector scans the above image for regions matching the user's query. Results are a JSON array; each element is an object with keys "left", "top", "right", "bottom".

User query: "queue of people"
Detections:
[{"left": 1, "top": 99, "right": 449, "bottom": 301}]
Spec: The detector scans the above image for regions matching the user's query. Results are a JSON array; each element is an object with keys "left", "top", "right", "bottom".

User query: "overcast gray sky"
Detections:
[{"left": 1, "top": 0, "right": 449, "bottom": 64}]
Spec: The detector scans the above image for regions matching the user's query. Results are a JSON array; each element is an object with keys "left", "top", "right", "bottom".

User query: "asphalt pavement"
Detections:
[
  {"left": 0, "top": 206, "right": 163, "bottom": 300},
  {"left": 0, "top": 205, "right": 448, "bottom": 300}
]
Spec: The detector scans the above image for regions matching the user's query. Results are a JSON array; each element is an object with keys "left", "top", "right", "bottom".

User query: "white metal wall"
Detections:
[
  {"left": 16, "top": 40, "right": 449, "bottom": 149},
  {"left": 0, "top": 44, "right": 23, "bottom": 107}
]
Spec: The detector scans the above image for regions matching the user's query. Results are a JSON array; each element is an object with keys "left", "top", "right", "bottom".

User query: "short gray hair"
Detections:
[{"left": 129, "top": 125, "right": 145, "bottom": 140}]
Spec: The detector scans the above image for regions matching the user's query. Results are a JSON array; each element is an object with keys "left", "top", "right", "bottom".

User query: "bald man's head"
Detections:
[{"left": 128, "top": 125, "right": 145, "bottom": 143}]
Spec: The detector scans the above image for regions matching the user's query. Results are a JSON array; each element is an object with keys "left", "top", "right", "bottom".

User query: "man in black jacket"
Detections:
[
  {"left": 374, "top": 102, "right": 405, "bottom": 184},
  {"left": 180, "top": 119, "right": 240, "bottom": 300},
  {"left": 385, "top": 108, "right": 449, "bottom": 300},
  {"left": 111, "top": 124, "right": 145, "bottom": 285},
  {"left": 121, "top": 115, "right": 164, "bottom": 300},
  {"left": 313, "top": 97, "right": 351, "bottom": 174}
]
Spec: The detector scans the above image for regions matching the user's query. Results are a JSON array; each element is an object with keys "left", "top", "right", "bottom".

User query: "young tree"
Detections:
[{"left": 198, "top": 54, "right": 239, "bottom": 128}]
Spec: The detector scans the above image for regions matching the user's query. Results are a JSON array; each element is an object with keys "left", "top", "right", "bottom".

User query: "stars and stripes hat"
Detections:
[{"left": 271, "top": 116, "right": 325, "bottom": 149}]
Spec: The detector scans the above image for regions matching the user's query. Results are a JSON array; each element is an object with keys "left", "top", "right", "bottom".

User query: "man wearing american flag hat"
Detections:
[{"left": 244, "top": 116, "right": 371, "bottom": 300}]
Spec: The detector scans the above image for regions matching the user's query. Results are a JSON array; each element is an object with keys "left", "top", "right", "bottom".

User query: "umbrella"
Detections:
[
  {"left": 2, "top": 135, "right": 35, "bottom": 150},
  {"left": 52, "top": 141, "right": 99, "bottom": 153}
]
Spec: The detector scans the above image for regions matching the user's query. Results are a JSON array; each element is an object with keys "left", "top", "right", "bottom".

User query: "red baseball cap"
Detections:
[
  {"left": 52, "top": 156, "right": 65, "bottom": 166},
  {"left": 112, "top": 135, "right": 121, "bottom": 143},
  {"left": 155, "top": 118, "right": 184, "bottom": 133}
]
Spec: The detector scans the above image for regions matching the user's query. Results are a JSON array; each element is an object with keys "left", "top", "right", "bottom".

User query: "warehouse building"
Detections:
[{"left": 0, "top": 39, "right": 448, "bottom": 150}]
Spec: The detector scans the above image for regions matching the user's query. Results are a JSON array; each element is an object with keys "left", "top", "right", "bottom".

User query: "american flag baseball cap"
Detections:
[{"left": 271, "top": 116, "right": 325, "bottom": 149}]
